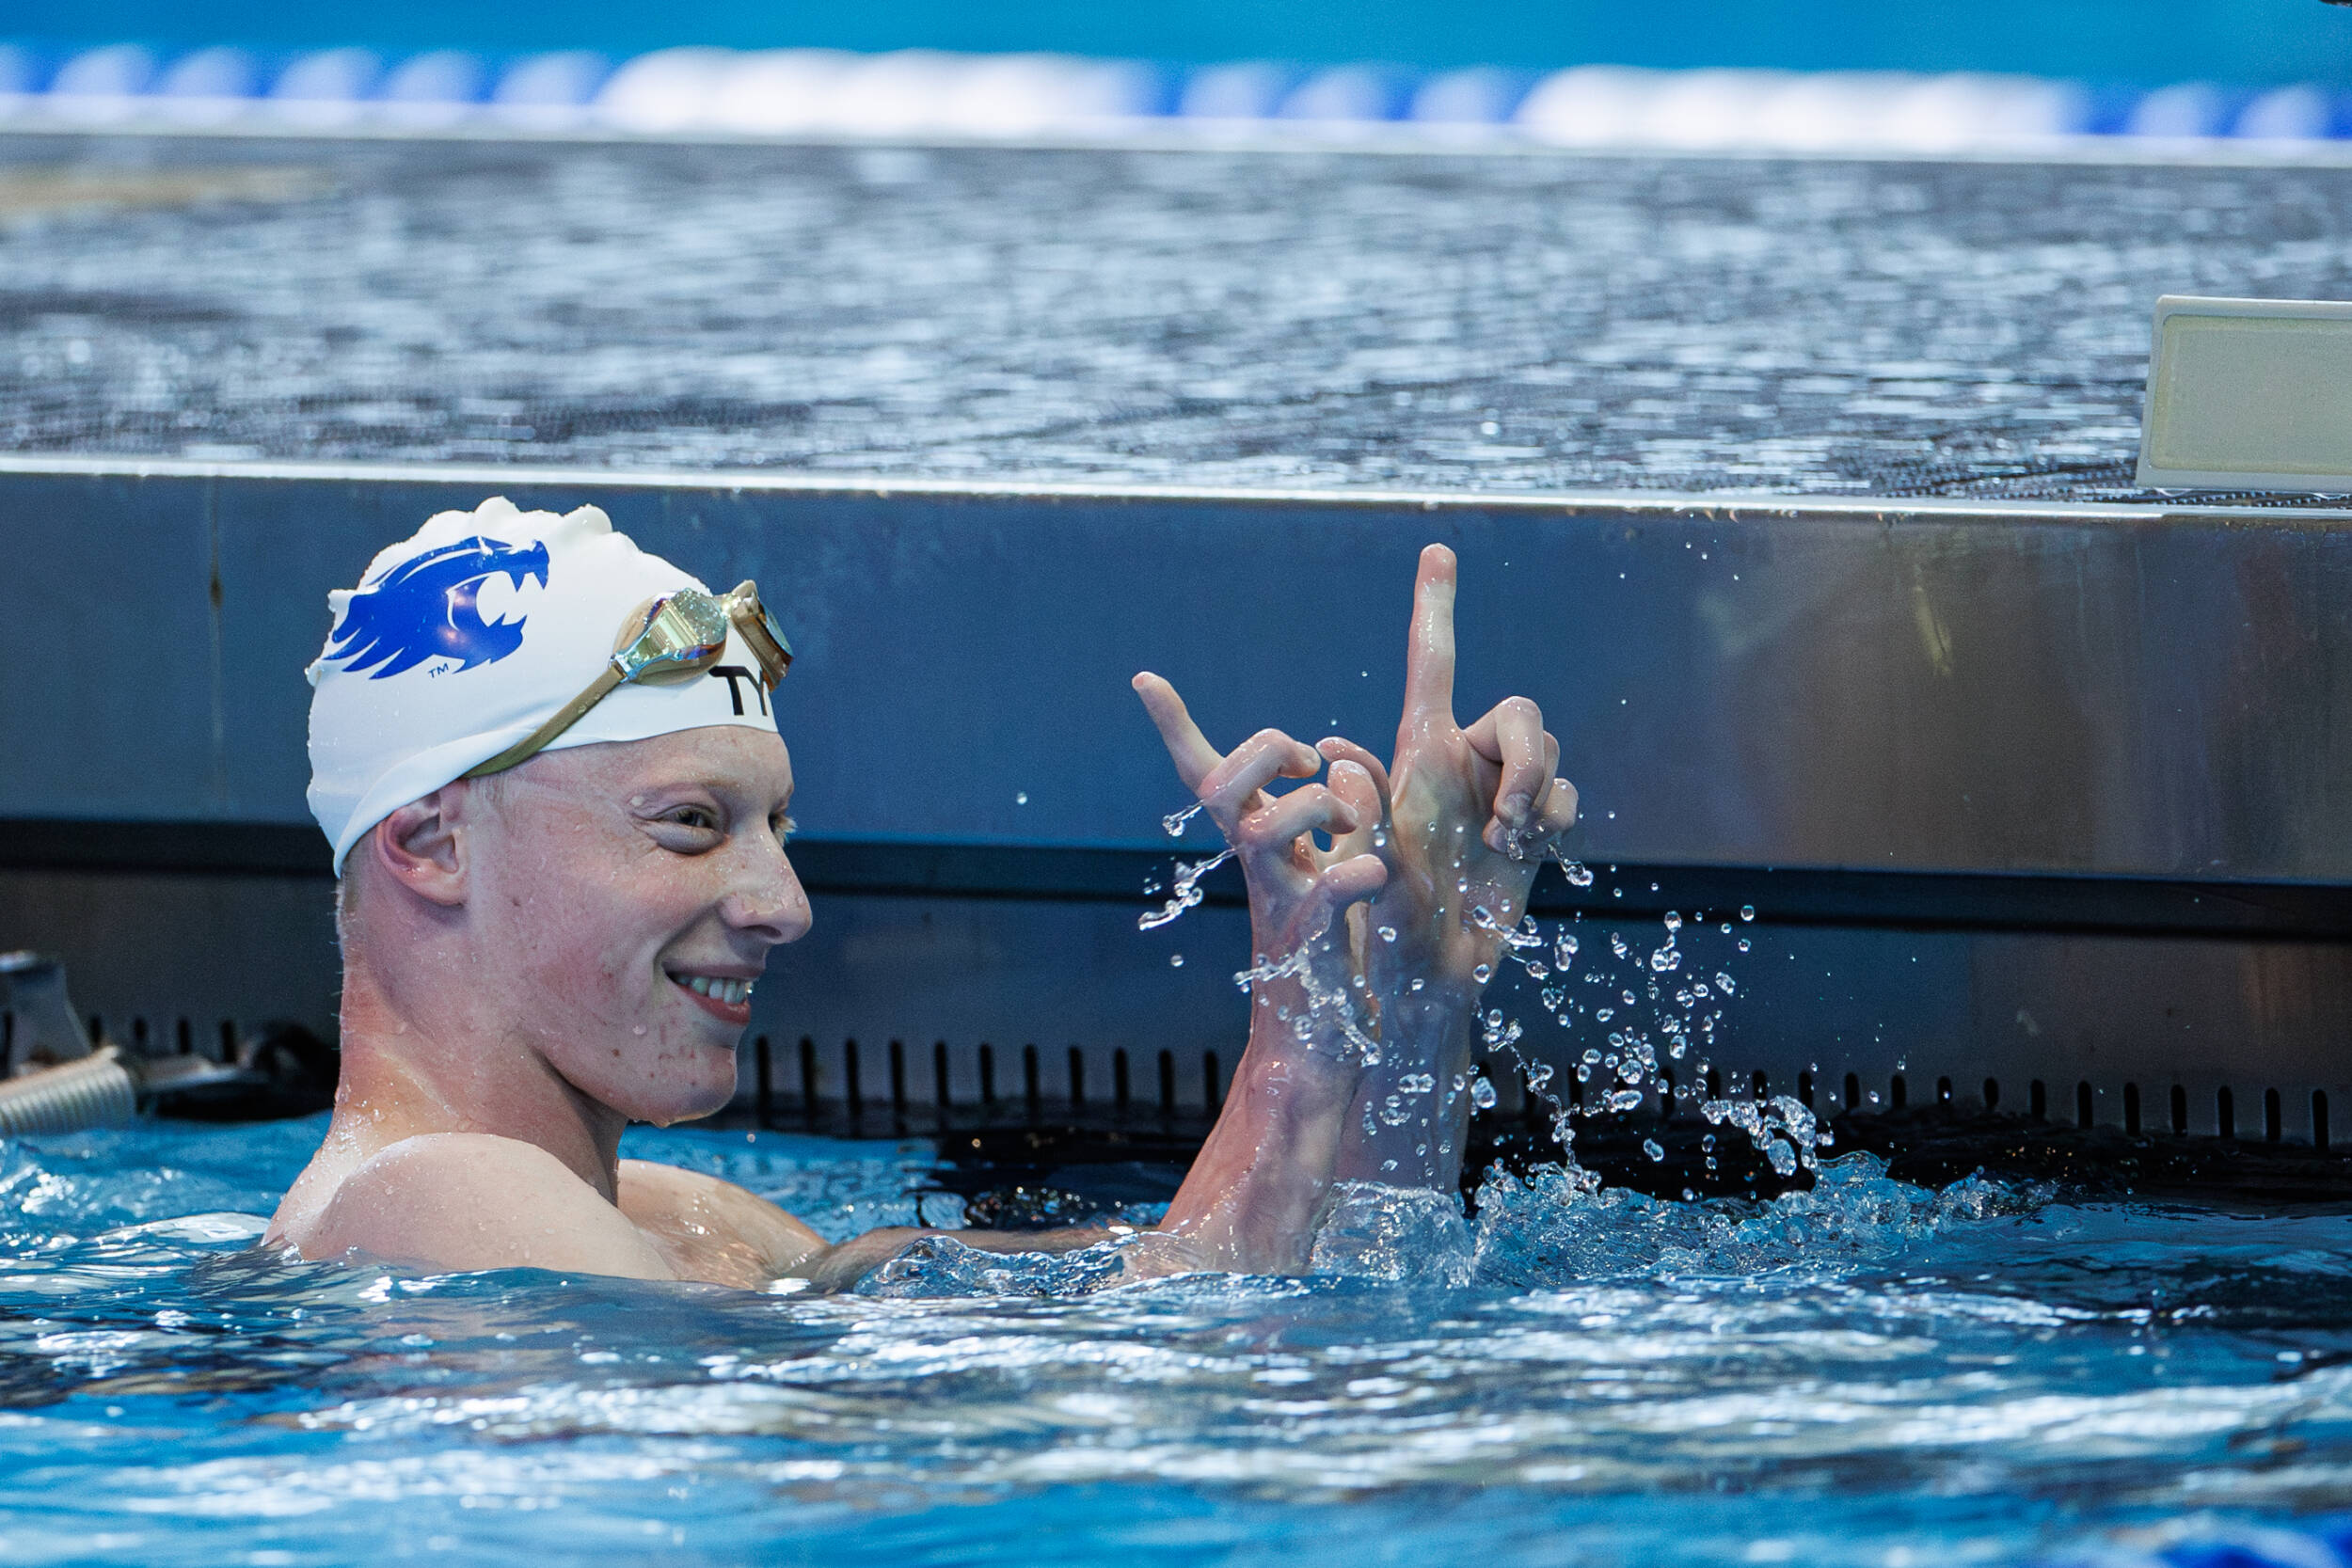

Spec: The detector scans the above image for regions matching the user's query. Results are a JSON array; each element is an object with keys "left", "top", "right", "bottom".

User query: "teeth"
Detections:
[{"left": 675, "top": 974, "right": 752, "bottom": 1006}]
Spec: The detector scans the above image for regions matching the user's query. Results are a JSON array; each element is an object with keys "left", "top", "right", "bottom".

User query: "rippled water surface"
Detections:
[
  {"left": 4, "top": 1117, "right": 2352, "bottom": 1566},
  {"left": 7, "top": 135, "right": 2352, "bottom": 501}
]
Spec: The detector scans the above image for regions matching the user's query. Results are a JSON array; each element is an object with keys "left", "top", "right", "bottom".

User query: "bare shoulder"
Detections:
[
  {"left": 305, "top": 1133, "right": 675, "bottom": 1280},
  {"left": 616, "top": 1159, "right": 828, "bottom": 1286}
]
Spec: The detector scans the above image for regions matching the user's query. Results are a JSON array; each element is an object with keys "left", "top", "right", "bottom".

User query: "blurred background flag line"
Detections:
[{"left": 0, "top": 0, "right": 2346, "bottom": 151}]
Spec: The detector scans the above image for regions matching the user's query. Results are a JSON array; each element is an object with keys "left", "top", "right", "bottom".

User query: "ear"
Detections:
[{"left": 366, "top": 784, "right": 474, "bottom": 909}]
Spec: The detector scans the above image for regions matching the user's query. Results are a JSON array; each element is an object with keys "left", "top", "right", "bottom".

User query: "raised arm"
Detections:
[
  {"left": 766, "top": 550, "right": 1567, "bottom": 1289},
  {"left": 774, "top": 684, "right": 1387, "bottom": 1290},
  {"left": 1126, "top": 674, "right": 1390, "bottom": 1274},
  {"left": 1321, "top": 545, "right": 1578, "bottom": 1195}
]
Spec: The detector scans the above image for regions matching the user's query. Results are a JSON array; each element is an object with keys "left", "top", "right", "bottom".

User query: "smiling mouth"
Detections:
[{"left": 665, "top": 971, "right": 755, "bottom": 1019}]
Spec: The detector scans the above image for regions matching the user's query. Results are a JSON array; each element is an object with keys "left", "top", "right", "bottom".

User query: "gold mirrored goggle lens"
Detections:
[
  {"left": 614, "top": 590, "right": 733, "bottom": 684},
  {"left": 464, "top": 579, "right": 792, "bottom": 779}
]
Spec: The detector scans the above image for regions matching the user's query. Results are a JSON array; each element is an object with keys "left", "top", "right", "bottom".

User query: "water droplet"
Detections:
[
  {"left": 1737, "top": 938, "right": 1752, "bottom": 953},
  {"left": 1608, "top": 1088, "right": 1645, "bottom": 1113},
  {"left": 1457, "top": 878, "right": 1470, "bottom": 893},
  {"left": 1163, "top": 800, "right": 1205, "bottom": 837},
  {"left": 1714, "top": 972, "right": 1736, "bottom": 993},
  {"left": 1621, "top": 990, "right": 1637, "bottom": 1006},
  {"left": 1596, "top": 1007, "right": 1614, "bottom": 1022},
  {"left": 1470, "top": 1077, "right": 1498, "bottom": 1110},
  {"left": 1377, "top": 926, "right": 1397, "bottom": 942},
  {"left": 1169, "top": 954, "right": 1184, "bottom": 967},
  {"left": 1663, "top": 911, "right": 1682, "bottom": 932},
  {"left": 1740, "top": 905, "right": 1756, "bottom": 922},
  {"left": 1410, "top": 977, "right": 1425, "bottom": 992},
  {"left": 1015, "top": 791, "right": 1028, "bottom": 805},
  {"left": 1472, "top": 963, "right": 1492, "bottom": 983},
  {"left": 1721, "top": 923, "right": 1732, "bottom": 934},
  {"left": 1642, "top": 1137, "right": 1665, "bottom": 1163},
  {"left": 1137, "top": 846, "right": 1236, "bottom": 931}
]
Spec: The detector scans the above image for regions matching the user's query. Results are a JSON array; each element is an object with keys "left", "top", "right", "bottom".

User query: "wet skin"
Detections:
[
  {"left": 1140, "top": 544, "right": 1579, "bottom": 1254},
  {"left": 269, "top": 546, "right": 1574, "bottom": 1287}
]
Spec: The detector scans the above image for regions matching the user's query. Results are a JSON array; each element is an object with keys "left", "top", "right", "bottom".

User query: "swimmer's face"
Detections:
[{"left": 467, "top": 727, "right": 808, "bottom": 1126}]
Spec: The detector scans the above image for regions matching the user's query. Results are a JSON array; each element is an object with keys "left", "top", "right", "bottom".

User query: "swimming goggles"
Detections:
[{"left": 464, "top": 581, "right": 791, "bottom": 779}]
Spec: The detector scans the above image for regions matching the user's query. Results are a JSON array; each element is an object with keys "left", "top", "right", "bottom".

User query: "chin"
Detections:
[
  {"left": 580, "top": 1037, "right": 743, "bottom": 1128},
  {"left": 635, "top": 1060, "right": 743, "bottom": 1126}
]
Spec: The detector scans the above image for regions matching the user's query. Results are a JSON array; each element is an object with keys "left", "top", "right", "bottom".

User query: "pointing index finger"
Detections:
[
  {"left": 1401, "top": 544, "right": 1458, "bottom": 729},
  {"left": 1132, "top": 673, "right": 1223, "bottom": 793}
]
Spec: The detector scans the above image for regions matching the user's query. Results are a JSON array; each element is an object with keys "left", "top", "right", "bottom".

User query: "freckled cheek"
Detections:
[{"left": 508, "top": 898, "right": 657, "bottom": 1029}]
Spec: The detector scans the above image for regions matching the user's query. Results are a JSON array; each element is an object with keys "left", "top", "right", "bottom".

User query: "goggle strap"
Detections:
[
  {"left": 460, "top": 665, "right": 627, "bottom": 780},
  {"left": 458, "top": 579, "right": 789, "bottom": 781}
]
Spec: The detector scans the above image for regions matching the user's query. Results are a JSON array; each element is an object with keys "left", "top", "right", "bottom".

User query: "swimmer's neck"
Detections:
[{"left": 328, "top": 950, "right": 627, "bottom": 1204}]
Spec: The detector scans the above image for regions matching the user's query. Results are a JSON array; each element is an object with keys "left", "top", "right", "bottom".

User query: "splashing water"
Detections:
[
  {"left": 1163, "top": 800, "right": 1205, "bottom": 837},
  {"left": 1469, "top": 1150, "right": 2049, "bottom": 1284},
  {"left": 1308, "top": 1180, "right": 1475, "bottom": 1287},
  {"left": 1138, "top": 846, "right": 1234, "bottom": 931},
  {"left": 1232, "top": 943, "right": 1382, "bottom": 1066},
  {"left": 1137, "top": 813, "right": 1788, "bottom": 1216},
  {"left": 1695, "top": 1093, "right": 1825, "bottom": 1179}
]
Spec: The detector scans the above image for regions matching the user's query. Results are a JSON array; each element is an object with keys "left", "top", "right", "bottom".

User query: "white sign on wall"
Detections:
[{"left": 2137, "top": 295, "right": 2352, "bottom": 493}]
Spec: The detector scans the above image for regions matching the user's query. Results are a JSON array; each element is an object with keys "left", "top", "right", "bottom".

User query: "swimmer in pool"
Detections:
[{"left": 267, "top": 498, "right": 1576, "bottom": 1287}]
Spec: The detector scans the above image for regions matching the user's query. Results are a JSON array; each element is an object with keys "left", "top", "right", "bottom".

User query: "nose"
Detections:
[{"left": 722, "top": 835, "right": 812, "bottom": 946}]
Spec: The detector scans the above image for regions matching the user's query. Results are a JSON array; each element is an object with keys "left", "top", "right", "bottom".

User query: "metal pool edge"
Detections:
[{"left": 4, "top": 457, "right": 2350, "bottom": 1154}]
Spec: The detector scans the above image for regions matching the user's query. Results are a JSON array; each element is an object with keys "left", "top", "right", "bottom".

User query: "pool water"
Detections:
[{"left": 4, "top": 1117, "right": 2352, "bottom": 1567}]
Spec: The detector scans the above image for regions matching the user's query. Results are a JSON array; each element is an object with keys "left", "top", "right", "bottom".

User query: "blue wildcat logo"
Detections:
[{"left": 326, "top": 536, "right": 551, "bottom": 680}]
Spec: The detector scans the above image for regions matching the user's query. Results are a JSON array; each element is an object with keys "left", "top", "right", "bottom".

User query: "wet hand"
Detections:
[
  {"left": 1132, "top": 673, "right": 1387, "bottom": 1022},
  {"left": 1321, "top": 544, "right": 1578, "bottom": 997}
]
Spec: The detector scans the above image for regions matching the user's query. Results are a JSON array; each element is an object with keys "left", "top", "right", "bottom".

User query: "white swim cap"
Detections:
[{"left": 307, "top": 496, "right": 782, "bottom": 874}]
